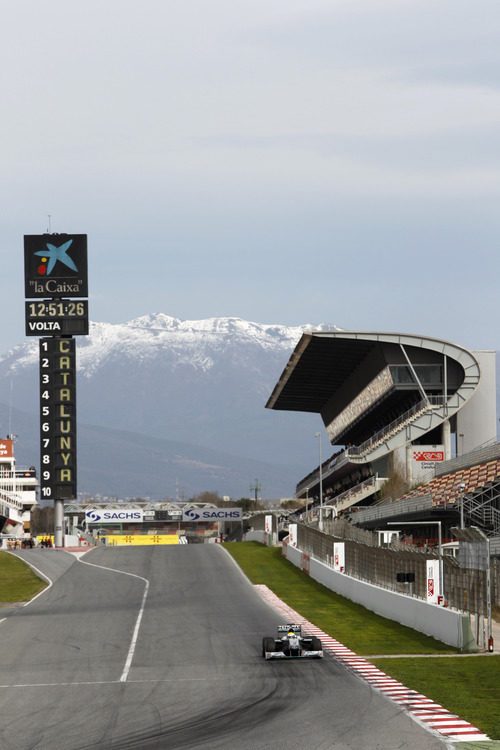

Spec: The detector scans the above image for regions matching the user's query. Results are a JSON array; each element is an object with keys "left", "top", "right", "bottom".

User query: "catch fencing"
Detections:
[
  {"left": 247, "top": 512, "right": 498, "bottom": 616},
  {"left": 294, "top": 523, "right": 495, "bottom": 621}
]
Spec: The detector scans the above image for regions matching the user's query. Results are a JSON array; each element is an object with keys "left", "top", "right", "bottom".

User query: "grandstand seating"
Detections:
[
  {"left": 348, "top": 402, "right": 429, "bottom": 458},
  {"left": 400, "top": 459, "right": 500, "bottom": 506}
]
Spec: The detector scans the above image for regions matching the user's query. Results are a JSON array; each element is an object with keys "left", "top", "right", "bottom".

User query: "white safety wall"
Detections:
[{"left": 282, "top": 542, "right": 476, "bottom": 650}]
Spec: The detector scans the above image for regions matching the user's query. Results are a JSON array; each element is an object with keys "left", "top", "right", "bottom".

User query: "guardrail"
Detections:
[
  {"left": 347, "top": 395, "right": 451, "bottom": 458},
  {"left": 435, "top": 441, "right": 500, "bottom": 477},
  {"left": 344, "top": 493, "right": 434, "bottom": 524},
  {"left": 297, "top": 395, "right": 458, "bottom": 496}
]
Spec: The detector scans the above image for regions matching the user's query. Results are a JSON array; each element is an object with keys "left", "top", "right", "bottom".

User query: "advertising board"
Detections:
[
  {"left": 0, "top": 440, "right": 13, "bottom": 458},
  {"left": 412, "top": 444, "right": 445, "bottom": 483},
  {"left": 333, "top": 542, "right": 345, "bottom": 572},
  {"left": 182, "top": 507, "right": 242, "bottom": 522},
  {"left": 426, "top": 559, "right": 441, "bottom": 604},
  {"left": 85, "top": 509, "right": 145, "bottom": 524},
  {"left": 24, "top": 234, "right": 88, "bottom": 298}
]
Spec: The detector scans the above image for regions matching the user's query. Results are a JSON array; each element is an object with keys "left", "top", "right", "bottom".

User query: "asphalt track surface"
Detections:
[{"left": 0, "top": 545, "right": 449, "bottom": 750}]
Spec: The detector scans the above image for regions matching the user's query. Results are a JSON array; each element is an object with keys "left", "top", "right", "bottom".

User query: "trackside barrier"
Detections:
[
  {"left": 104, "top": 534, "right": 180, "bottom": 546},
  {"left": 242, "top": 530, "right": 267, "bottom": 544},
  {"left": 243, "top": 530, "right": 278, "bottom": 546},
  {"left": 283, "top": 542, "right": 477, "bottom": 651}
]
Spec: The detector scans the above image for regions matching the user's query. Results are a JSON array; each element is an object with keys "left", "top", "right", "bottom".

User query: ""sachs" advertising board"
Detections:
[
  {"left": 85, "top": 509, "right": 145, "bottom": 524},
  {"left": 182, "top": 508, "right": 242, "bottom": 522}
]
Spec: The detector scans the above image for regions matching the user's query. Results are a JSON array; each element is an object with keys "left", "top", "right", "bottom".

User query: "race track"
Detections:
[{"left": 0, "top": 545, "right": 447, "bottom": 749}]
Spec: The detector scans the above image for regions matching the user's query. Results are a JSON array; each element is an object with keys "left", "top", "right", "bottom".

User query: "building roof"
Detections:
[{"left": 266, "top": 330, "right": 479, "bottom": 415}]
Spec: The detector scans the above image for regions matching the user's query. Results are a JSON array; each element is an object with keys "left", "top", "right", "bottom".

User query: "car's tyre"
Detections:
[
  {"left": 311, "top": 637, "right": 322, "bottom": 652},
  {"left": 262, "top": 637, "right": 275, "bottom": 657}
]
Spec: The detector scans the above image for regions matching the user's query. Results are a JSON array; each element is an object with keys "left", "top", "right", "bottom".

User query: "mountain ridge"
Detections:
[
  {"left": 1, "top": 315, "right": 496, "bottom": 500},
  {"left": 0, "top": 314, "right": 338, "bottom": 498}
]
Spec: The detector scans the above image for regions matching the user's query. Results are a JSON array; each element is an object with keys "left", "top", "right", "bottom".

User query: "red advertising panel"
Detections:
[
  {"left": 0, "top": 439, "right": 13, "bottom": 458},
  {"left": 413, "top": 450, "right": 444, "bottom": 462}
]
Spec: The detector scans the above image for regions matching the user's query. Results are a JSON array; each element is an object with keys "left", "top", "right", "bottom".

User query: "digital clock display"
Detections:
[{"left": 25, "top": 299, "right": 89, "bottom": 336}]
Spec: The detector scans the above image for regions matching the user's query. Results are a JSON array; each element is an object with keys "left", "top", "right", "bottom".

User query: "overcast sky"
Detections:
[{"left": 1, "top": 0, "right": 499, "bottom": 354}]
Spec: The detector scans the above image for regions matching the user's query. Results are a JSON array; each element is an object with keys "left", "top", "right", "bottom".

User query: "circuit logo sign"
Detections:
[
  {"left": 182, "top": 508, "right": 242, "bottom": 522},
  {"left": 85, "top": 509, "right": 144, "bottom": 524},
  {"left": 414, "top": 450, "right": 444, "bottom": 462}
]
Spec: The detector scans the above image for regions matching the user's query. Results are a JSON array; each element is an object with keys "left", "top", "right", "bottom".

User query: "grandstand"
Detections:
[
  {"left": 0, "top": 437, "right": 38, "bottom": 541},
  {"left": 401, "top": 457, "right": 500, "bottom": 507},
  {"left": 266, "top": 331, "right": 498, "bottom": 547}
]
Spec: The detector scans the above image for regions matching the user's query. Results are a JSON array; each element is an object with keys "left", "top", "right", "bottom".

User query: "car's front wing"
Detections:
[{"left": 264, "top": 649, "right": 323, "bottom": 660}]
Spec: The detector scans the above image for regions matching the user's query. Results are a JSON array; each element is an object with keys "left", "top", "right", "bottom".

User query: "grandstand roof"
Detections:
[
  {"left": 266, "top": 331, "right": 476, "bottom": 415},
  {"left": 266, "top": 333, "right": 377, "bottom": 412}
]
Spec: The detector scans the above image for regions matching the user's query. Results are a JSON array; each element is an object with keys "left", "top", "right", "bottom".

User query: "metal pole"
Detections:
[
  {"left": 54, "top": 498, "right": 64, "bottom": 547},
  {"left": 458, "top": 481, "right": 465, "bottom": 529},
  {"left": 315, "top": 433, "right": 323, "bottom": 532},
  {"left": 487, "top": 537, "right": 493, "bottom": 651},
  {"left": 437, "top": 520, "right": 443, "bottom": 601}
]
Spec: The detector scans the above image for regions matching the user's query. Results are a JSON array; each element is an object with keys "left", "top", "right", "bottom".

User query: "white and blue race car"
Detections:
[{"left": 262, "top": 624, "right": 323, "bottom": 660}]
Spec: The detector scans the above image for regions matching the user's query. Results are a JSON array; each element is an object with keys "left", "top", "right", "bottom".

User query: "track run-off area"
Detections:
[{"left": 0, "top": 545, "right": 478, "bottom": 750}]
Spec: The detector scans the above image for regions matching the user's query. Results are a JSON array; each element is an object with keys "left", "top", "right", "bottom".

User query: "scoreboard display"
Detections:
[
  {"left": 24, "top": 231, "right": 89, "bottom": 519},
  {"left": 26, "top": 299, "right": 89, "bottom": 336},
  {"left": 39, "top": 337, "right": 77, "bottom": 500}
]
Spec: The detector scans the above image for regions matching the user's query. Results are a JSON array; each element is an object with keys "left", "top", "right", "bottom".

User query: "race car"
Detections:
[{"left": 262, "top": 624, "right": 323, "bottom": 659}]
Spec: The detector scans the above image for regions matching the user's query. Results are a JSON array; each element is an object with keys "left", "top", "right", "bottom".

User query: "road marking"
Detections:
[
  {"left": 2, "top": 552, "right": 150, "bottom": 682},
  {"left": 120, "top": 577, "right": 149, "bottom": 682},
  {"left": 77, "top": 557, "right": 150, "bottom": 683},
  {"left": 255, "top": 584, "right": 491, "bottom": 744},
  {"left": 0, "top": 676, "right": 233, "bottom": 689}
]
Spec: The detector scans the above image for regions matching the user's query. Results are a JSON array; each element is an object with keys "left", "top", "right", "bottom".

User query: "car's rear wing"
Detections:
[{"left": 277, "top": 624, "right": 301, "bottom": 633}]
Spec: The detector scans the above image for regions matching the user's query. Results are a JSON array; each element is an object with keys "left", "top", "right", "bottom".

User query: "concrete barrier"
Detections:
[
  {"left": 283, "top": 542, "right": 477, "bottom": 651},
  {"left": 243, "top": 530, "right": 267, "bottom": 545}
]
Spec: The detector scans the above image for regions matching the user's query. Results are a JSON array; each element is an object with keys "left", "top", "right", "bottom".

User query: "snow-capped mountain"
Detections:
[
  {"left": 6, "top": 313, "right": 331, "bottom": 375},
  {"left": 0, "top": 314, "right": 339, "bottom": 498}
]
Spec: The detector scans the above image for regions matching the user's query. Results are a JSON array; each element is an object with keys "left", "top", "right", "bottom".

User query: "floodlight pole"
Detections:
[
  {"left": 486, "top": 536, "right": 493, "bottom": 651},
  {"left": 458, "top": 482, "right": 466, "bottom": 530},
  {"left": 315, "top": 433, "right": 323, "bottom": 531}
]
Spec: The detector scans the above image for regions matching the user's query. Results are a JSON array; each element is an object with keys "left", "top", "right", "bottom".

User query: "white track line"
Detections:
[
  {"left": 4, "top": 551, "right": 150, "bottom": 683},
  {"left": 78, "top": 557, "right": 150, "bottom": 682},
  {"left": 255, "top": 584, "right": 490, "bottom": 744},
  {"left": 0, "top": 676, "right": 230, "bottom": 689}
]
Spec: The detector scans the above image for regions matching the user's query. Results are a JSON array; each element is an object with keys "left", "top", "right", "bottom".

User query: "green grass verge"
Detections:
[
  {"left": 223, "top": 542, "right": 500, "bottom": 740},
  {"left": 370, "top": 656, "right": 500, "bottom": 740},
  {"left": 224, "top": 542, "right": 456, "bottom": 655},
  {"left": 0, "top": 551, "right": 48, "bottom": 602}
]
